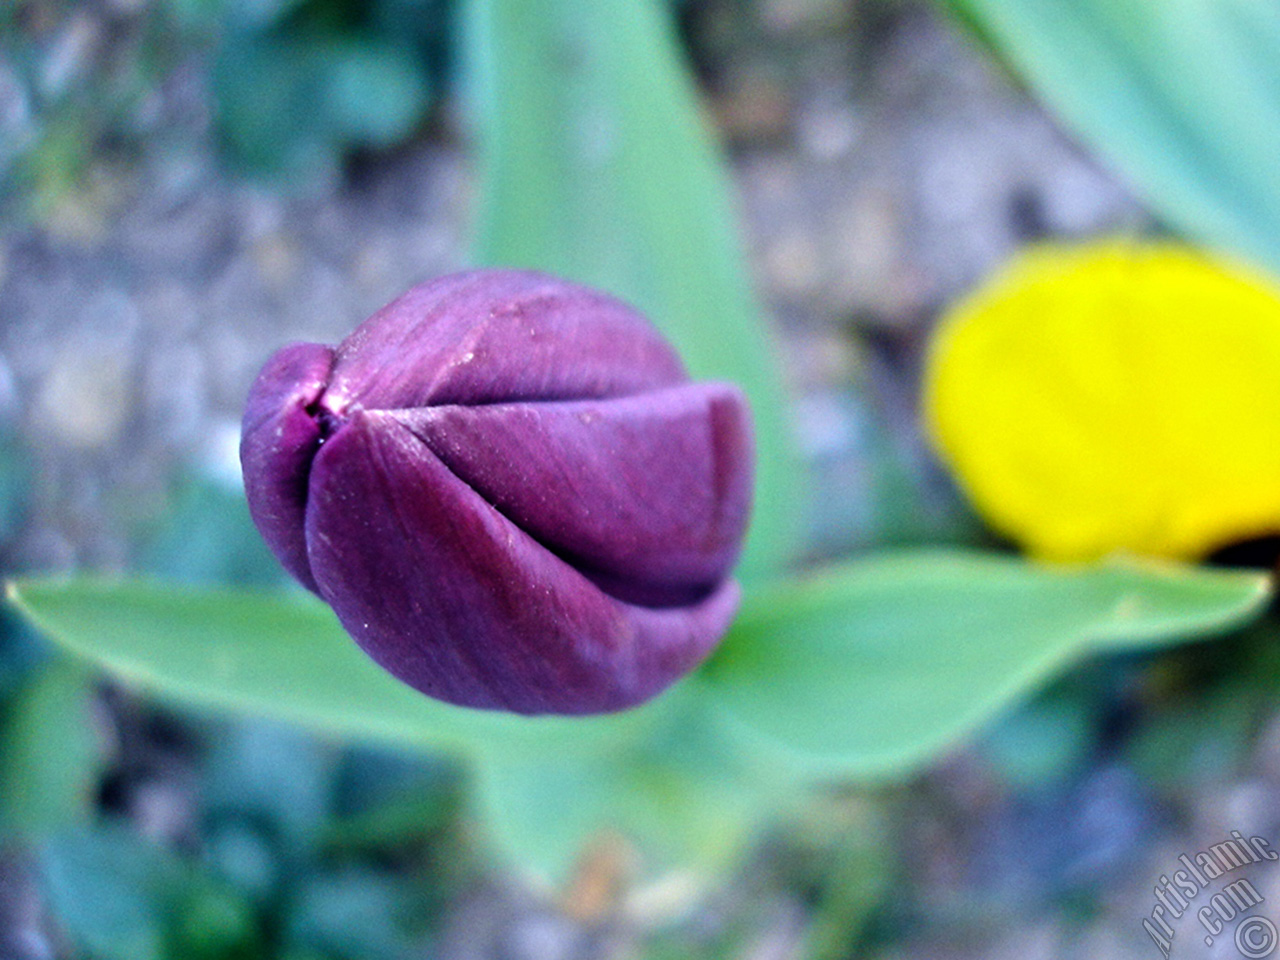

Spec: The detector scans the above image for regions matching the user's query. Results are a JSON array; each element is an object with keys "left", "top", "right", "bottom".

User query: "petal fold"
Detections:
[
  {"left": 395, "top": 383, "right": 753, "bottom": 606},
  {"left": 303, "top": 410, "right": 740, "bottom": 714},
  {"left": 240, "top": 342, "right": 335, "bottom": 590}
]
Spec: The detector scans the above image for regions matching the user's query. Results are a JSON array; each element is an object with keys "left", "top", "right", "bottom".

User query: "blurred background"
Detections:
[{"left": 1, "top": 0, "right": 1277, "bottom": 957}]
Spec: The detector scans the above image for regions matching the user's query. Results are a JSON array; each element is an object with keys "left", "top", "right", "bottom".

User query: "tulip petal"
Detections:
[
  {"left": 321, "top": 270, "right": 687, "bottom": 415},
  {"left": 393, "top": 384, "right": 753, "bottom": 606},
  {"left": 303, "top": 409, "right": 740, "bottom": 714},
  {"left": 925, "top": 241, "right": 1280, "bottom": 561},
  {"left": 240, "top": 342, "right": 335, "bottom": 590}
]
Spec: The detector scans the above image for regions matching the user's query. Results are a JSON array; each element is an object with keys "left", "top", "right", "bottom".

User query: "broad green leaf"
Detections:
[
  {"left": 0, "top": 658, "right": 101, "bottom": 837},
  {"left": 466, "top": 0, "right": 801, "bottom": 582},
  {"left": 940, "top": 0, "right": 1280, "bottom": 278},
  {"left": 9, "top": 577, "right": 779, "bottom": 877},
  {"left": 5, "top": 580, "right": 679, "bottom": 760},
  {"left": 703, "top": 550, "right": 1270, "bottom": 778}
]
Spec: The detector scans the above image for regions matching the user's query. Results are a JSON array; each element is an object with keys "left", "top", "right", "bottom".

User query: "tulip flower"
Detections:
[
  {"left": 925, "top": 241, "right": 1280, "bottom": 563},
  {"left": 240, "top": 270, "right": 753, "bottom": 715}
]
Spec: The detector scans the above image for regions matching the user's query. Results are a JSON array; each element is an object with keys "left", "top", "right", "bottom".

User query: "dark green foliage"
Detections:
[
  {"left": 41, "top": 824, "right": 262, "bottom": 960},
  {"left": 180, "top": 0, "right": 453, "bottom": 176},
  {"left": 0, "top": 0, "right": 452, "bottom": 212}
]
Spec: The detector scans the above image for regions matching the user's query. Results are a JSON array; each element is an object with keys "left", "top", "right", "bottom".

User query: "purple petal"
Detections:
[
  {"left": 394, "top": 383, "right": 753, "bottom": 606},
  {"left": 303, "top": 409, "right": 740, "bottom": 714},
  {"left": 318, "top": 270, "right": 687, "bottom": 416},
  {"left": 240, "top": 342, "right": 335, "bottom": 591}
]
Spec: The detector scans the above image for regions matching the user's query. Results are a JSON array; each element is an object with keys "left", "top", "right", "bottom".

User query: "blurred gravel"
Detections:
[{"left": 0, "top": 141, "right": 470, "bottom": 573}]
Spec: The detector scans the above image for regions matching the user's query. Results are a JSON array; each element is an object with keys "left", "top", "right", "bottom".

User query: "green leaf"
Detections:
[
  {"left": 201, "top": 720, "right": 336, "bottom": 853},
  {"left": 0, "top": 429, "right": 32, "bottom": 545},
  {"left": 941, "top": 0, "right": 1280, "bottom": 278},
  {"left": 170, "top": 884, "right": 261, "bottom": 960},
  {"left": 139, "top": 476, "right": 286, "bottom": 587},
  {"left": 0, "top": 658, "right": 101, "bottom": 838},
  {"left": 322, "top": 41, "right": 431, "bottom": 149},
  {"left": 42, "top": 824, "right": 259, "bottom": 960},
  {"left": 702, "top": 550, "right": 1271, "bottom": 778},
  {"left": 5, "top": 580, "right": 681, "bottom": 761},
  {"left": 214, "top": 35, "right": 430, "bottom": 175},
  {"left": 6, "top": 580, "right": 781, "bottom": 875},
  {"left": 466, "top": 0, "right": 802, "bottom": 582},
  {"left": 286, "top": 870, "right": 413, "bottom": 960},
  {"left": 1126, "top": 680, "right": 1262, "bottom": 789},
  {"left": 41, "top": 826, "right": 183, "bottom": 960}
]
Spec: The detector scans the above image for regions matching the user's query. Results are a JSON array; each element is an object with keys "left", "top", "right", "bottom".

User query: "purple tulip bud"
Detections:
[{"left": 240, "top": 270, "right": 753, "bottom": 715}]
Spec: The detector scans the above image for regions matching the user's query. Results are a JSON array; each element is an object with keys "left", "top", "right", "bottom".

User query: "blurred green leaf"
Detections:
[
  {"left": 204, "top": 821, "right": 280, "bottom": 905},
  {"left": 776, "top": 797, "right": 891, "bottom": 960},
  {"left": 0, "top": 658, "right": 101, "bottom": 838},
  {"left": 940, "top": 0, "right": 1280, "bottom": 277},
  {"left": 214, "top": 34, "right": 430, "bottom": 175},
  {"left": 42, "top": 824, "right": 260, "bottom": 960},
  {"left": 15, "top": 551, "right": 1261, "bottom": 876},
  {"left": 325, "top": 751, "right": 461, "bottom": 854},
  {"left": 140, "top": 477, "right": 285, "bottom": 587},
  {"left": 1127, "top": 680, "right": 1264, "bottom": 789},
  {"left": 213, "top": 37, "right": 328, "bottom": 174},
  {"left": 286, "top": 870, "right": 415, "bottom": 960},
  {"left": 0, "top": 605, "right": 53, "bottom": 703},
  {"left": 164, "top": 0, "right": 306, "bottom": 33},
  {"left": 0, "top": 430, "right": 32, "bottom": 545},
  {"left": 170, "top": 884, "right": 261, "bottom": 960},
  {"left": 6, "top": 580, "right": 681, "bottom": 760},
  {"left": 41, "top": 826, "right": 184, "bottom": 960},
  {"left": 477, "top": 691, "right": 776, "bottom": 881},
  {"left": 703, "top": 550, "right": 1271, "bottom": 777},
  {"left": 9, "top": 579, "right": 770, "bottom": 875},
  {"left": 371, "top": 0, "right": 455, "bottom": 49},
  {"left": 466, "top": 0, "right": 802, "bottom": 583},
  {"left": 202, "top": 721, "right": 336, "bottom": 853},
  {"left": 978, "top": 683, "right": 1101, "bottom": 789},
  {"left": 323, "top": 787, "right": 458, "bottom": 854},
  {"left": 325, "top": 42, "right": 432, "bottom": 148}
]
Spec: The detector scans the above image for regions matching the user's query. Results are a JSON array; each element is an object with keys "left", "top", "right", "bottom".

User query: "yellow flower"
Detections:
[{"left": 923, "top": 241, "right": 1280, "bottom": 563}]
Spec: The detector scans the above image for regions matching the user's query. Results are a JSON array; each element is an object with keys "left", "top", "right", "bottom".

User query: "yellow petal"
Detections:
[{"left": 923, "top": 240, "right": 1280, "bottom": 563}]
